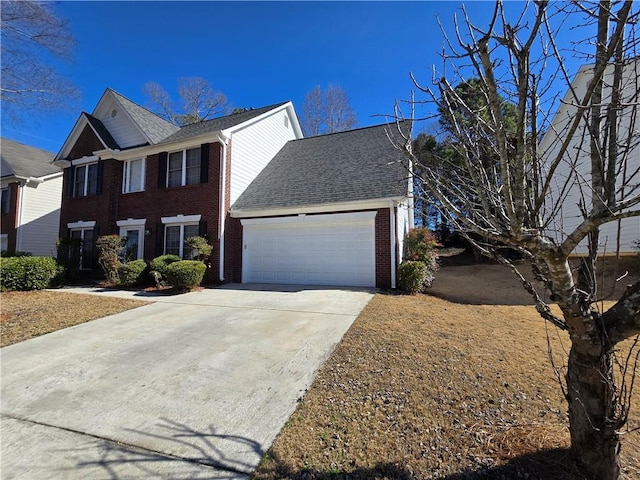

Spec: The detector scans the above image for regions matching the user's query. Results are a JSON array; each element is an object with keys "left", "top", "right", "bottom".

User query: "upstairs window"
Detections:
[
  {"left": 167, "top": 147, "right": 201, "bottom": 187},
  {"left": 123, "top": 158, "right": 145, "bottom": 193},
  {"left": 74, "top": 163, "right": 99, "bottom": 197}
]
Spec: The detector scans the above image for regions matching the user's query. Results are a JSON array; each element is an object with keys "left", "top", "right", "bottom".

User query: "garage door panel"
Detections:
[{"left": 242, "top": 213, "right": 376, "bottom": 287}]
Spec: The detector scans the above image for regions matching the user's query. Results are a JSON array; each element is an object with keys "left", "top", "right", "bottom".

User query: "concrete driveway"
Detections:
[{"left": 0, "top": 284, "right": 373, "bottom": 479}]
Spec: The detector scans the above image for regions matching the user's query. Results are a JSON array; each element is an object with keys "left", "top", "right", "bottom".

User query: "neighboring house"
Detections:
[
  {"left": 539, "top": 58, "right": 639, "bottom": 255},
  {"left": 55, "top": 88, "right": 412, "bottom": 288},
  {"left": 1, "top": 138, "right": 62, "bottom": 256}
]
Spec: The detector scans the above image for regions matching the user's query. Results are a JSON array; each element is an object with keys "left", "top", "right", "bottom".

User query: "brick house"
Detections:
[
  {"left": 1, "top": 138, "right": 62, "bottom": 256},
  {"left": 55, "top": 88, "right": 412, "bottom": 288}
]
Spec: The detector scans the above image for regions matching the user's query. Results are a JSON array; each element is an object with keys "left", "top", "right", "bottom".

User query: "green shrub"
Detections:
[
  {"left": 404, "top": 227, "right": 440, "bottom": 287},
  {"left": 185, "top": 235, "right": 212, "bottom": 261},
  {"left": 0, "top": 256, "right": 61, "bottom": 291},
  {"left": 397, "top": 260, "right": 427, "bottom": 295},
  {"left": 117, "top": 259, "right": 148, "bottom": 286},
  {"left": 166, "top": 260, "right": 206, "bottom": 290},
  {"left": 96, "top": 235, "right": 125, "bottom": 284},
  {"left": 149, "top": 254, "right": 182, "bottom": 279}
]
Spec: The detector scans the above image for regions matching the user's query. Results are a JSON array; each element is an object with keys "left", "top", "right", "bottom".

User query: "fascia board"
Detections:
[
  {"left": 230, "top": 196, "right": 407, "bottom": 218},
  {"left": 56, "top": 113, "right": 109, "bottom": 161},
  {"left": 96, "top": 132, "right": 228, "bottom": 161},
  {"left": 241, "top": 210, "right": 377, "bottom": 227}
]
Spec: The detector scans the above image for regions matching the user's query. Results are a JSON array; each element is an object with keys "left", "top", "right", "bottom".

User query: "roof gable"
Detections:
[
  {"left": 1, "top": 138, "right": 59, "bottom": 179},
  {"left": 231, "top": 122, "right": 411, "bottom": 212},
  {"left": 103, "top": 89, "right": 179, "bottom": 145}
]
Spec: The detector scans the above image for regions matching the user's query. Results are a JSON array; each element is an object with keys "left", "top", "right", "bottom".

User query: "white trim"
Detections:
[
  {"left": 231, "top": 196, "right": 407, "bottom": 219},
  {"left": 219, "top": 140, "right": 228, "bottom": 281},
  {"left": 122, "top": 158, "right": 146, "bottom": 193},
  {"left": 67, "top": 220, "right": 96, "bottom": 229},
  {"left": 390, "top": 201, "right": 397, "bottom": 290},
  {"left": 118, "top": 224, "right": 145, "bottom": 260},
  {"left": 240, "top": 210, "right": 377, "bottom": 227},
  {"left": 116, "top": 218, "right": 147, "bottom": 228},
  {"left": 161, "top": 214, "right": 201, "bottom": 225},
  {"left": 71, "top": 155, "right": 99, "bottom": 166},
  {"left": 55, "top": 114, "right": 108, "bottom": 162},
  {"left": 95, "top": 134, "right": 227, "bottom": 161}
]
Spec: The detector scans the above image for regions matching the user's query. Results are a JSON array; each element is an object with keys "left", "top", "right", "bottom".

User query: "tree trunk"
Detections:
[{"left": 566, "top": 338, "right": 620, "bottom": 479}]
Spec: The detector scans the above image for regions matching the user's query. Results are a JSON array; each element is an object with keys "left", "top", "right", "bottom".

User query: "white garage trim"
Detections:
[{"left": 241, "top": 211, "right": 377, "bottom": 287}]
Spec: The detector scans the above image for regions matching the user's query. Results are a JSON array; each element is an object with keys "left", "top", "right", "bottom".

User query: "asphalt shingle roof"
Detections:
[
  {"left": 157, "top": 102, "right": 289, "bottom": 145},
  {"left": 1, "top": 138, "right": 59, "bottom": 179},
  {"left": 84, "top": 113, "right": 120, "bottom": 150},
  {"left": 108, "top": 89, "right": 180, "bottom": 145},
  {"left": 231, "top": 122, "right": 411, "bottom": 212}
]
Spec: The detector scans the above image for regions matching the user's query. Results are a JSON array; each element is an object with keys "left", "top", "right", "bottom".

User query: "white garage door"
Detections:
[{"left": 241, "top": 211, "right": 376, "bottom": 287}]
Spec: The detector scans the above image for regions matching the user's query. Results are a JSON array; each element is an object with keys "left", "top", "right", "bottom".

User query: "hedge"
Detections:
[
  {"left": 117, "top": 259, "right": 148, "bottom": 286},
  {"left": 0, "top": 256, "right": 62, "bottom": 291},
  {"left": 166, "top": 260, "right": 206, "bottom": 290},
  {"left": 149, "top": 254, "right": 182, "bottom": 279}
]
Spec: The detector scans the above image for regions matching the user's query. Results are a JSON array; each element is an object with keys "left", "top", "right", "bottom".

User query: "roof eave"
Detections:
[
  {"left": 230, "top": 196, "right": 409, "bottom": 219},
  {"left": 93, "top": 131, "right": 229, "bottom": 160}
]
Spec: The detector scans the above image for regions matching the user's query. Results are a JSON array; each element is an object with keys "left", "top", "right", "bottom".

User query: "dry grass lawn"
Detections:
[
  {"left": 254, "top": 261, "right": 640, "bottom": 479},
  {"left": 0, "top": 290, "right": 148, "bottom": 347}
]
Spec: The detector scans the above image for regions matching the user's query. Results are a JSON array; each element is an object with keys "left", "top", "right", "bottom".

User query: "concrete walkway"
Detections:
[{"left": 1, "top": 284, "right": 373, "bottom": 479}]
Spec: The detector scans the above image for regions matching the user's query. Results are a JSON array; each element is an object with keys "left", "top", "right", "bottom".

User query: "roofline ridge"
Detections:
[
  {"left": 182, "top": 100, "right": 291, "bottom": 128},
  {"left": 1, "top": 137, "right": 56, "bottom": 156},
  {"left": 293, "top": 120, "right": 410, "bottom": 141},
  {"left": 107, "top": 87, "right": 178, "bottom": 126}
]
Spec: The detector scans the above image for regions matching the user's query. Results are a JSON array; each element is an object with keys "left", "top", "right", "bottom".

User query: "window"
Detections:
[
  {"left": 0, "top": 234, "right": 8, "bottom": 252},
  {"left": 165, "top": 223, "right": 199, "bottom": 258},
  {"left": 117, "top": 219, "right": 146, "bottom": 261},
  {"left": 70, "top": 228, "right": 95, "bottom": 270},
  {"left": 74, "top": 163, "right": 99, "bottom": 197},
  {"left": 1, "top": 188, "right": 10, "bottom": 214},
  {"left": 123, "top": 159, "right": 145, "bottom": 193},
  {"left": 167, "top": 147, "right": 201, "bottom": 187}
]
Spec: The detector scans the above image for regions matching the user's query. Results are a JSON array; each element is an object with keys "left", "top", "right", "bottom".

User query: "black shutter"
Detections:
[
  {"left": 157, "top": 152, "right": 168, "bottom": 189},
  {"left": 199, "top": 220, "right": 208, "bottom": 239},
  {"left": 96, "top": 161, "right": 104, "bottom": 195},
  {"left": 66, "top": 166, "right": 75, "bottom": 198},
  {"left": 200, "top": 143, "right": 209, "bottom": 183},
  {"left": 155, "top": 222, "right": 164, "bottom": 256}
]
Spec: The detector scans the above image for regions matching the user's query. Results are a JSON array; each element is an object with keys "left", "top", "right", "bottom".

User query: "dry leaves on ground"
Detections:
[
  {"left": 0, "top": 290, "right": 148, "bottom": 347},
  {"left": 254, "top": 293, "right": 640, "bottom": 480}
]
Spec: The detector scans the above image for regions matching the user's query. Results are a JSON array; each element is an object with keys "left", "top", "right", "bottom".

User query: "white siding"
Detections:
[
  {"left": 396, "top": 200, "right": 411, "bottom": 261},
  {"left": 229, "top": 109, "right": 298, "bottom": 205},
  {"left": 17, "top": 176, "right": 63, "bottom": 256},
  {"left": 539, "top": 60, "right": 639, "bottom": 254},
  {"left": 94, "top": 98, "right": 148, "bottom": 149}
]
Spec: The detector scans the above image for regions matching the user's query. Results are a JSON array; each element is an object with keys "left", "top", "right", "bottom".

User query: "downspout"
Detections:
[
  {"left": 218, "top": 137, "right": 228, "bottom": 282},
  {"left": 389, "top": 200, "right": 397, "bottom": 289}
]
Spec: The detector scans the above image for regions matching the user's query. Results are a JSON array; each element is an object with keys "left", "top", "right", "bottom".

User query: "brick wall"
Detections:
[
  {"left": 1, "top": 182, "right": 20, "bottom": 252},
  {"left": 375, "top": 207, "right": 392, "bottom": 289},
  {"left": 60, "top": 141, "right": 225, "bottom": 282}
]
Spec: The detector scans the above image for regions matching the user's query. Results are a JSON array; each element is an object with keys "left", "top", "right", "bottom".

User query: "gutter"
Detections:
[{"left": 230, "top": 196, "right": 407, "bottom": 219}]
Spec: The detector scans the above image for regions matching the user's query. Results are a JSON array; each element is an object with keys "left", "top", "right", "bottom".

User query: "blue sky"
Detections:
[{"left": 3, "top": 1, "right": 583, "bottom": 153}]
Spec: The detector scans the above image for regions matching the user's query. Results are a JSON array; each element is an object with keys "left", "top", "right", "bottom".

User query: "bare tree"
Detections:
[
  {"left": 144, "top": 77, "right": 229, "bottom": 126},
  {"left": 300, "top": 84, "right": 357, "bottom": 136},
  {"left": 393, "top": 1, "right": 639, "bottom": 478},
  {"left": 1, "top": 0, "right": 80, "bottom": 123}
]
